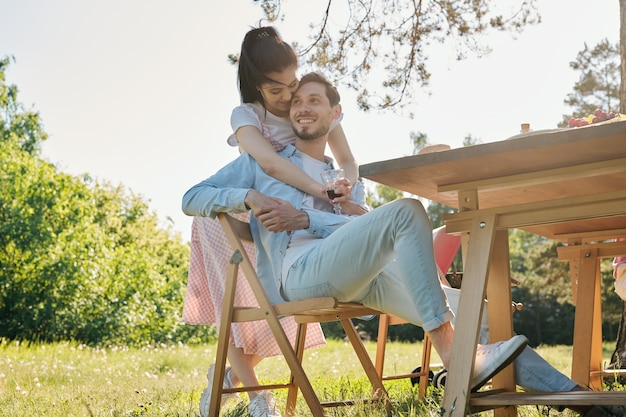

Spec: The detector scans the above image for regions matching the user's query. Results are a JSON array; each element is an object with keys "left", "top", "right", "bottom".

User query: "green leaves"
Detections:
[
  {"left": 0, "top": 58, "right": 203, "bottom": 347},
  {"left": 0, "top": 57, "right": 47, "bottom": 155},
  {"left": 560, "top": 38, "right": 620, "bottom": 126}
]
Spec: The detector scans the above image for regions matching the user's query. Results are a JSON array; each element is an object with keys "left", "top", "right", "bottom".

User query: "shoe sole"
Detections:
[
  {"left": 199, "top": 388, "right": 240, "bottom": 417},
  {"left": 471, "top": 336, "right": 528, "bottom": 392}
]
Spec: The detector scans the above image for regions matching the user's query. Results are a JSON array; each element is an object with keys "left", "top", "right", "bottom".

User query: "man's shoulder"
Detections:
[
  {"left": 278, "top": 143, "right": 299, "bottom": 158},
  {"left": 227, "top": 151, "right": 259, "bottom": 171}
]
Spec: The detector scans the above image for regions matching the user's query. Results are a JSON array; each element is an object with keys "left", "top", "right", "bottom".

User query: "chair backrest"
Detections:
[
  {"left": 433, "top": 225, "right": 461, "bottom": 273},
  {"left": 220, "top": 212, "right": 253, "bottom": 242},
  {"left": 217, "top": 213, "right": 277, "bottom": 309}
]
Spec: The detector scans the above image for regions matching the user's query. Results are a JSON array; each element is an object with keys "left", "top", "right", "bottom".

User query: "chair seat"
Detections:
[{"left": 232, "top": 297, "right": 381, "bottom": 323}]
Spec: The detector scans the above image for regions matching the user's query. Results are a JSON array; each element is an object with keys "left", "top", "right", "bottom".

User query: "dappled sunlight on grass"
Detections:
[
  {"left": 0, "top": 338, "right": 623, "bottom": 416},
  {"left": 0, "top": 339, "right": 213, "bottom": 416}
]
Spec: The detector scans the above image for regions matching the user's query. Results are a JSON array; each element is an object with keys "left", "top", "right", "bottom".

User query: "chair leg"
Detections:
[
  {"left": 262, "top": 311, "right": 326, "bottom": 416},
  {"left": 375, "top": 314, "right": 391, "bottom": 378},
  {"left": 209, "top": 260, "right": 240, "bottom": 417},
  {"left": 285, "top": 322, "right": 307, "bottom": 417},
  {"left": 341, "top": 319, "right": 390, "bottom": 411},
  {"left": 418, "top": 335, "right": 432, "bottom": 399}
]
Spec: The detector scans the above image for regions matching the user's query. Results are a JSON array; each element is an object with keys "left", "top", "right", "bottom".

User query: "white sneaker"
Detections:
[
  {"left": 199, "top": 364, "right": 240, "bottom": 417},
  {"left": 471, "top": 334, "right": 528, "bottom": 391},
  {"left": 248, "top": 391, "right": 282, "bottom": 417}
]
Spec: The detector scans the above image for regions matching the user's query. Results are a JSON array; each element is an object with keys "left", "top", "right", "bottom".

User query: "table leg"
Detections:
[
  {"left": 442, "top": 214, "right": 497, "bottom": 416},
  {"left": 487, "top": 229, "right": 517, "bottom": 417},
  {"left": 571, "top": 248, "right": 603, "bottom": 390}
]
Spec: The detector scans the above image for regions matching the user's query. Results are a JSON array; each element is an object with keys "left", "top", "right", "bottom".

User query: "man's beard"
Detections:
[{"left": 292, "top": 122, "right": 331, "bottom": 141}]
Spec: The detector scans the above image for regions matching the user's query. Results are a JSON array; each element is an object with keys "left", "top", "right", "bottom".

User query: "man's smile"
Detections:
[{"left": 295, "top": 114, "right": 316, "bottom": 125}]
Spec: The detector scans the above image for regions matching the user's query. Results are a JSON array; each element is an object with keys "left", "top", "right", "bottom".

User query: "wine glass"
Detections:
[{"left": 320, "top": 168, "right": 345, "bottom": 214}]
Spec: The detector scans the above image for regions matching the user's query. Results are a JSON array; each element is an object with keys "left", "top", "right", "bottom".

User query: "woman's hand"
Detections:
[
  {"left": 244, "top": 190, "right": 282, "bottom": 212},
  {"left": 327, "top": 178, "right": 352, "bottom": 204},
  {"left": 322, "top": 177, "right": 368, "bottom": 216},
  {"left": 254, "top": 198, "right": 309, "bottom": 233},
  {"left": 337, "top": 200, "right": 369, "bottom": 216}
]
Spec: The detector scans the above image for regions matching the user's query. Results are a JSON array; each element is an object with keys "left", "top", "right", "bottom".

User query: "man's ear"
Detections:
[{"left": 331, "top": 103, "right": 342, "bottom": 121}]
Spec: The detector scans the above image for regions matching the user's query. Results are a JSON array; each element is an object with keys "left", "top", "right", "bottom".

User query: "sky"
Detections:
[{"left": 1, "top": 0, "right": 620, "bottom": 243}]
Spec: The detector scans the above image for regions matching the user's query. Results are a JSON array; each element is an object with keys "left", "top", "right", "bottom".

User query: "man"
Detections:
[{"left": 182, "top": 72, "right": 527, "bottom": 395}]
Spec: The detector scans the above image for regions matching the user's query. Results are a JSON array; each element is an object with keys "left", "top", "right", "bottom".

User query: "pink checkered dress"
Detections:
[{"left": 182, "top": 214, "right": 326, "bottom": 357}]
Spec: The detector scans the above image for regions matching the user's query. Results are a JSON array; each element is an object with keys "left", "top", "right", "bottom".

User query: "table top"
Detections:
[{"left": 360, "top": 120, "right": 626, "bottom": 241}]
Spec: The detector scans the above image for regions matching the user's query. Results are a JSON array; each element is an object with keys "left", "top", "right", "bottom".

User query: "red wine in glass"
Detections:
[
  {"left": 326, "top": 190, "right": 344, "bottom": 200},
  {"left": 320, "top": 168, "right": 345, "bottom": 214}
]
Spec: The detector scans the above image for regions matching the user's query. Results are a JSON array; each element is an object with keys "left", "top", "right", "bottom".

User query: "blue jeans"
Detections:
[
  {"left": 444, "top": 285, "right": 577, "bottom": 392},
  {"left": 282, "top": 198, "right": 454, "bottom": 333}
]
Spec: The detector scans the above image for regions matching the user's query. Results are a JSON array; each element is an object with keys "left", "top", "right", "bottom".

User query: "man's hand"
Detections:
[{"left": 247, "top": 191, "right": 309, "bottom": 233}]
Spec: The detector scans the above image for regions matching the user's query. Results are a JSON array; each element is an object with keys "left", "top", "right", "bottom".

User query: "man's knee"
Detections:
[
  {"left": 389, "top": 197, "right": 425, "bottom": 211},
  {"left": 387, "top": 198, "right": 428, "bottom": 221}
]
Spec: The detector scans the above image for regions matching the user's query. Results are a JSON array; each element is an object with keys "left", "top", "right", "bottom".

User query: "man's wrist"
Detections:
[
  {"left": 243, "top": 190, "right": 253, "bottom": 210},
  {"left": 298, "top": 210, "right": 310, "bottom": 229}
]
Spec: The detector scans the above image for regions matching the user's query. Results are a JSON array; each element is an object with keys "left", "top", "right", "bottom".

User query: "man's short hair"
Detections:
[{"left": 298, "top": 72, "right": 341, "bottom": 106}]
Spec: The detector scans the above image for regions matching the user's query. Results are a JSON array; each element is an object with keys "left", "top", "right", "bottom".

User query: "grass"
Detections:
[{"left": 0, "top": 338, "right": 622, "bottom": 416}]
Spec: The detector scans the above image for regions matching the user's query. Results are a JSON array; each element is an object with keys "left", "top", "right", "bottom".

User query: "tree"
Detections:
[
  {"left": 253, "top": 0, "right": 540, "bottom": 111},
  {"left": 558, "top": 39, "right": 620, "bottom": 126},
  {"left": 0, "top": 58, "right": 209, "bottom": 346},
  {"left": 0, "top": 56, "right": 47, "bottom": 155},
  {"left": 508, "top": 230, "right": 575, "bottom": 345}
]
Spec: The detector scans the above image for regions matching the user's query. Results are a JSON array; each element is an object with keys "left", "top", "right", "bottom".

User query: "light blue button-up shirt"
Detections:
[{"left": 182, "top": 144, "right": 365, "bottom": 303}]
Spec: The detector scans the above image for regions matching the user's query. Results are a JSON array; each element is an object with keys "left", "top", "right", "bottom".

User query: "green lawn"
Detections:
[{"left": 0, "top": 338, "right": 621, "bottom": 416}]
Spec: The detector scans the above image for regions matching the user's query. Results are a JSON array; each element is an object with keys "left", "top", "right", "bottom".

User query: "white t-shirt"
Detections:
[{"left": 280, "top": 153, "right": 332, "bottom": 280}]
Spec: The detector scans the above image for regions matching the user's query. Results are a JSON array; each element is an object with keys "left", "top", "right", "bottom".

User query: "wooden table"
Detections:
[{"left": 360, "top": 120, "right": 626, "bottom": 416}]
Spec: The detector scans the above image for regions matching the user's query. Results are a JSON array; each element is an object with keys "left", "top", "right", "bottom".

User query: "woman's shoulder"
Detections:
[
  {"left": 230, "top": 102, "right": 264, "bottom": 133},
  {"left": 231, "top": 102, "right": 264, "bottom": 118}
]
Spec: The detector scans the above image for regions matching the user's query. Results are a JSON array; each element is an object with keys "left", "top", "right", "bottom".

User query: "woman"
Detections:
[{"left": 183, "top": 26, "right": 362, "bottom": 417}]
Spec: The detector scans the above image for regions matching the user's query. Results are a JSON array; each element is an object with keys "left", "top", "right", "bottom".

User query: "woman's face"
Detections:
[{"left": 258, "top": 64, "right": 299, "bottom": 117}]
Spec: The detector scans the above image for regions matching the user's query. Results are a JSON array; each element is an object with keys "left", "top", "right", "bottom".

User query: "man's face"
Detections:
[{"left": 289, "top": 82, "right": 338, "bottom": 140}]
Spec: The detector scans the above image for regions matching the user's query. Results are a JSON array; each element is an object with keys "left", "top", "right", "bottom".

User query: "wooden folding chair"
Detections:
[
  {"left": 375, "top": 315, "right": 434, "bottom": 398},
  {"left": 209, "top": 213, "right": 391, "bottom": 417}
]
